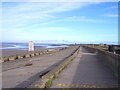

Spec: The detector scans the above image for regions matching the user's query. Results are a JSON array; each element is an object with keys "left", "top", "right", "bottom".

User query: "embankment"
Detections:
[{"left": 29, "top": 46, "right": 80, "bottom": 88}]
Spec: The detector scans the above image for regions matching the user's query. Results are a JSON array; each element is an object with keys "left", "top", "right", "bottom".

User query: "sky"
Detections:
[{"left": 1, "top": 1, "right": 118, "bottom": 44}]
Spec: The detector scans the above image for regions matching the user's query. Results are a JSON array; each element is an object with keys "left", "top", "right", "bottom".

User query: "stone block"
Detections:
[
  {"left": 39, "top": 52, "right": 43, "bottom": 55},
  {"left": 25, "top": 54, "right": 30, "bottom": 58},
  {"left": 35, "top": 53, "right": 39, "bottom": 56},
  {"left": 3, "top": 57, "right": 9, "bottom": 62},
  {"left": 30, "top": 53, "right": 35, "bottom": 56},
  {"left": 18, "top": 55, "right": 24, "bottom": 59},
  {"left": 9, "top": 56, "right": 16, "bottom": 60}
]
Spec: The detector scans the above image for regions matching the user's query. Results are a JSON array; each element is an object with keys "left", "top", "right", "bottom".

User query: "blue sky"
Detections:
[{"left": 2, "top": 1, "right": 118, "bottom": 44}]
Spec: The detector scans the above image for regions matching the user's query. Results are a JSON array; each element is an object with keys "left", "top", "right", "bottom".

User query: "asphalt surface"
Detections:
[
  {"left": 51, "top": 46, "right": 118, "bottom": 88},
  {"left": 2, "top": 46, "right": 78, "bottom": 88}
]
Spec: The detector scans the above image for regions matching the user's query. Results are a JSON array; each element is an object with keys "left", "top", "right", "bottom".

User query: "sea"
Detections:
[
  {"left": 0, "top": 42, "right": 119, "bottom": 50},
  {"left": 0, "top": 42, "right": 69, "bottom": 50}
]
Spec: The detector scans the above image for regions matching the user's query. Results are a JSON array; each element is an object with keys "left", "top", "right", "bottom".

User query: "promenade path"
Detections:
[
  {"left": 51, "top": 46, "right": 118, "bottom": 88},
  {"left": 2, "top": 46, "right": 78, "bottom": 88}
]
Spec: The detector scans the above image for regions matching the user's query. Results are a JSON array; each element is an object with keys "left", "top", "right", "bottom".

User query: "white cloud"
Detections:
[
  {"left": 5, "top": 2, "right": 116, "bottom": 29},
  {"left": 103, "top": 14, "right": 118, "bottom": 18},
  {"left": 2, "top": 2, "right": 118, "bottom": 42},
  {"left": 64, "top": 16, "right": 106, "bottom": 22},
  {"left": 2, "top": 27, "right": 71, "bottom": 42},
  {"left": 47, "top": 16, "right": 108, "bottom": 23},
  {"left": 2, "top": 2, "right": 91, "bottom": 29},
  {"left": 110, "top": 6, "right": 118, "bottom": 9},
  {"left": 105, "top": 5, "right": 118, "bottom": 10},
  {"left": 2, "top": 0, "right": 119, "bottom": 2}
]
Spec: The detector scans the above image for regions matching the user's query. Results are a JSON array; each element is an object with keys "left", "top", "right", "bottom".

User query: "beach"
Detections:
[
  {"left": 2, "top": 47, "right": 47, "bottom": 57},
  {"left": 1, "top": 43, "right": 68, "bottom": 57}
]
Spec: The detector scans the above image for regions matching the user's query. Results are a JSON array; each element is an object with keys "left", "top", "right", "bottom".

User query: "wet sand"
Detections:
[{"left": 2, "top": 47, "right": 61, "bottom": 57}]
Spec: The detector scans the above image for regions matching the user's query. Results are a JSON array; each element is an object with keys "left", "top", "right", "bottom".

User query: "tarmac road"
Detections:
[
  {"left": 51, "top": 46, "right": 118, "bottom": 88},
  {"left": 2, "top": 46, "right": 78, "bottom": 88}
]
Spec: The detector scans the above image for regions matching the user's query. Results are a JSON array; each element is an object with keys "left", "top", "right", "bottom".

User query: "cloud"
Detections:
[
  {"left": 103, "top": 14, "right": 118, "bottom": 18},
  {"left": 2, "top": 2, "right": 91, "bottom": 29},
  {"left": 2, "top": 0, "right": 119, "bottom": 2},
  {"left": 2, "top": 27, "right": 71, "bottom": 42},
  {"left": 105, "top": 5, "right": 118, "bottom": 10},
  {"left": 110, "top": 6, "right": 118, "bottom": 9},
  {"left": 4, "top": 2, "right": 115, "bottom": 29},
  {"left": 20, "top": 15, "right": 109, "bottom": 29},
  {"left": 42, "top": 16, "right": 108, "bottom": 23},
  {"left": 63, "top": 16, "right": 106, "bottom": 23},
  {"left": 2, "top": 2, "right": 118, "bottom": 43}
]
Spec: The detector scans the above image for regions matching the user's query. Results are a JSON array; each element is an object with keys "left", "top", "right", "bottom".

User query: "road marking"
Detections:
[
  {"left": 58, "top": 83, "right": 62, "bottom": 86},
  {"left": 82, "top": 53, "right": 97, "bottom": 55},
  {"left": 56, "top": 83, "right": 112, "bottom": 88}
]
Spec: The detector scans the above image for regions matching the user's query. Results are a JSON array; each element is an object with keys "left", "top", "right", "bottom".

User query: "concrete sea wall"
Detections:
[
  {"left": 0, "top": 47, "right": 68, "bottom": 63},
  {"left": 29, "top": 46, "right": 80, "bottom": 88},
  {"left": 83, "top": 45, "right": 119, "bottom": 78}
]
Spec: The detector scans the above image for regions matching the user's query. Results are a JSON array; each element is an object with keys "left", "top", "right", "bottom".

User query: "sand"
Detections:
[{"left": 1, "top": 47, "right": 60, "bottom": 57}]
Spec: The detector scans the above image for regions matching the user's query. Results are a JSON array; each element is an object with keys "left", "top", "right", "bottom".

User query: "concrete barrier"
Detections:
[
  {"left": 0, "top": 58, "right": 4, "bottom": 62},
  {"left": 29, "top": 46, "right": 80, "bottom": 88},
  {"left": 39, "top": 52, "right": 42, "bottom": 55},
  {"left": 83, "top": 45, "right": 119, "bottom": 77},
  {"left": 9, "top": 56, "right": 18, "bottom": 61},
  {"left": 0, "top": 58, "right": 2, "bottom": 63},
  {"left": 35, "top": 52, "right": 39, "bottom": 56},
  {"left": 30, "top": 53, "right": 35, "bottom": 57},
  {"left": 3, "top": 57, "right": 9, "bottom": 62},
  {"left": 1, "top": 46, "right": 70, "bottom": 62},
  {"left": 18, "top": 55, "right": 25, "bottom": 59},
  {"left": 25, "top": 54, "right": 31, "bottom": 58}
]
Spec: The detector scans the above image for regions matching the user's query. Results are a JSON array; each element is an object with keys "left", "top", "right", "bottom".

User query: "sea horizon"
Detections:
[
  {"left": 0, "top": 41, "right": 119, "bottom": 50},
  {"left": 0, "top": 42, "right": 70, "bottom": 50}
]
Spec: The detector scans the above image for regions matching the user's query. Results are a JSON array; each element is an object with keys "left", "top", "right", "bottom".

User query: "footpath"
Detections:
[{"left": 51, "top": 47, "right": 118, "bottom": 88}]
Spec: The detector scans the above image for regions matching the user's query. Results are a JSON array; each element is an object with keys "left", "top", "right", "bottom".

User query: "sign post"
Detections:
[{"left": 28, "top": 41, "right": 34, "bottom": 51}]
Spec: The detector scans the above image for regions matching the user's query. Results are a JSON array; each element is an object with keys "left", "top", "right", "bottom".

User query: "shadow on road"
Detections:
[{"left": 71, "top": 47, "right": 118, "bottom": 88}]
